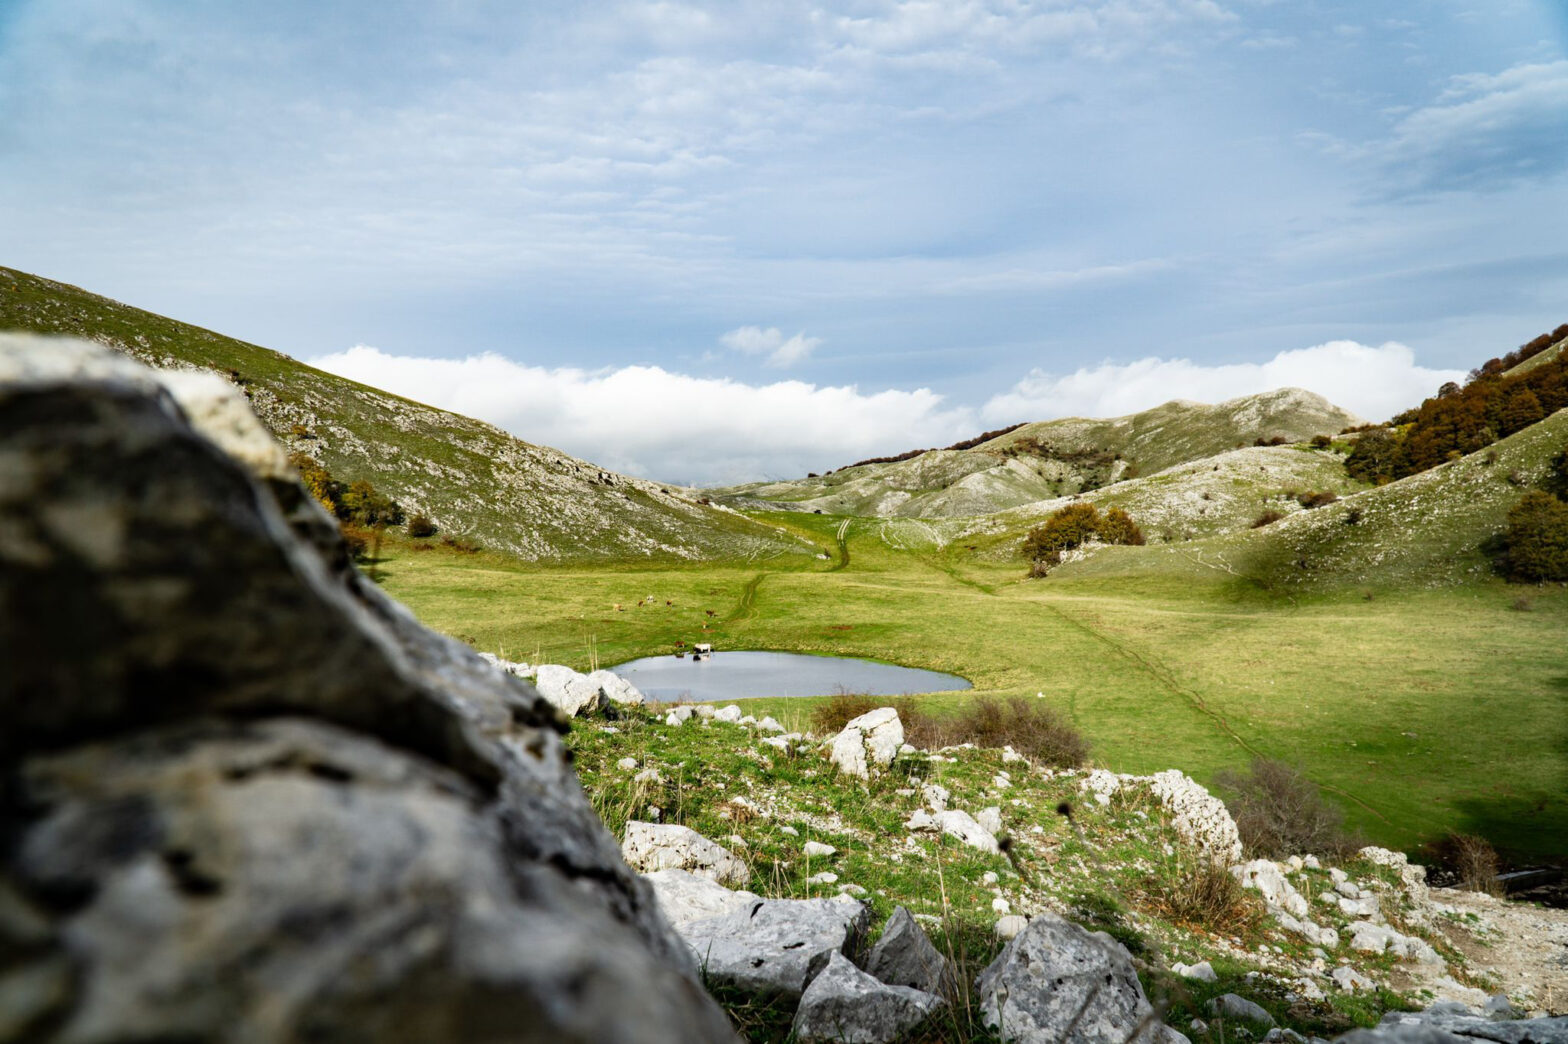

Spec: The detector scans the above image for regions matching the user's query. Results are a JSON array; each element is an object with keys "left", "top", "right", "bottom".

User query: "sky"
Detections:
[{"left": 2, "top": 1, "right": 1566, "bottom": 484}]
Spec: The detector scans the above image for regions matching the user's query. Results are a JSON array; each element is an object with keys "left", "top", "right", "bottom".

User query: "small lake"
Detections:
[{"left": 609, "top": 650, "right": 971, "bottom": 703}]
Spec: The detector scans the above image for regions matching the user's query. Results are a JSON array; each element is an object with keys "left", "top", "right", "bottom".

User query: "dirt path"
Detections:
[{"left": 1423, "top": 888, "right": 1568, "bottom": 1014}]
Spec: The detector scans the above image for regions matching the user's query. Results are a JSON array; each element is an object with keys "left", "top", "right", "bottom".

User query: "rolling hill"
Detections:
[
  {"left": 0, "top": 266, "right": 810, "bottom": 562},
  {"left": 710, "top": 388, "right": 1361, "bottom": 519}
]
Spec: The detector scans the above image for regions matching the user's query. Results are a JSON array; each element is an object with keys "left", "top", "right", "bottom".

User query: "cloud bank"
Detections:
[
  {"left": 981, "top": 341, "right": 1464, "bottom": 426},
  {"left": 309, "top": 339, "right": 1462, "bottom": 486}
]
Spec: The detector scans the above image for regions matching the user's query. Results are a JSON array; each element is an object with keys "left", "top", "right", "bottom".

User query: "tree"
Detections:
[
  {"left": 1023, "top": 503, "right": 1101, "bottom": 561},
  {"left": 1501, "top": 491, "right": 1568, "bottom": 582},
  {"left": 1544, "top": 445, "right": 1568, "bottom": 502},
  {"left": 408, "top": 513, "right": 438, "bottom": 538},
  {"left": 289, "top": 452, "right": 343, "bottom": 516},
  {"left": 1344, "top": 428, "right": 1402, "bottom": 484}
]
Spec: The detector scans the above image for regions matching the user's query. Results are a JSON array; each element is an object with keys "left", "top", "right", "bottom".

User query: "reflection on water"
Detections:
[{"left": 609, "top": 650, "right": 971, "bottom": 703}]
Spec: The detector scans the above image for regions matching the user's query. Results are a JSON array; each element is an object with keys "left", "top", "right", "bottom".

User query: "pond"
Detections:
[{"left": 609, "top": 650, "right": 971, "bottom": 703}]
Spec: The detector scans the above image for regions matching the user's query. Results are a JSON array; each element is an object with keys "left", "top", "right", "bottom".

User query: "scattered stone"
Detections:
[
  {"left": 975, "top": 912, "right": 1177, "bottom": 1043},
  {"left": 712, "top": 705, "right": 743, "bottom": 723},
  {"left": 756, "top": 716, "right": 786, "bottom": 733},
  {"left": 905, "top": 809, "right": 999, "bottom": 853},
  {"left": 792, "top": 951, "right": 945, "bottom": 1044},
  {"left": 1210, "top": 993, "right": 1277, "bottom": 1029},
  {"left": 1234, "top": 860, "right": 1311, "bottom": 918},
  {"left": 982, "top": 871, "right": 999, "bottom": 886},
  {"left": 1002, "top": 746, "right": 1026, "bottom": 764},
  {"left": 781, "top": 826, "right": 800, "bottom": 837},
  {"left": 1335, "top": 1009, "right": 1568, "bottom": 1044},
  {"left": 994, "top": 915, "right": 1029, "bottom": 941},
  {"left": 804, "top": 841, "right": 838, "bottom": 859},
  {"left": 634, "top": 767, "right": 665, "bottom": 785},
  {"left": 992, "top": 897, "right": 1012, "bottom": 915},
  {"left": 976, "top": 806, "right": 1004, "bottom": 836},
  {"left": 618, "top": 756, "right": 640, "bottom": 771},
  {"left": 679, "top": 896, "right": 869, "bottom": 1001},
  {"left": 808, "top": 872, "right": 840, "bottom": 886},
  {"left": 1174, "top": 961, "right": 1218, "bottom": 983},
  {"left": 621, "top": 822, "right": 751, "bottom": 887},
  {"left": 829, "top": 707, "right": 904, "bottom": 779},
  {"left": 866, "top": 906, "right": 953, "bottom": 997},
  {"left": 1330, "top": 967, "right": 1374, "bottom": 993},
  {"left": 922, "top": 783, "right": 951, "bottom": 811}
]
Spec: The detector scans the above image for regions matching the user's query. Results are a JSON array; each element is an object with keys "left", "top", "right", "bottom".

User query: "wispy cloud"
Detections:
[
  {"left": 719, "top": 325, "right": 822, "bottom": 367},
  {"left": 981, "top": 341, "right": 1465, "bottom": 424}
]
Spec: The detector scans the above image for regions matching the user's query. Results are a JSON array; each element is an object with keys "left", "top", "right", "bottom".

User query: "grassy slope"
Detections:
[
  {"left": 710, "top": 388, "right": 1362, "bottom": 519},
  {"left": 377, "top": 489, "right": 1568, "bottom": 860},
  {"left": 0, "top": 265, "right": 807, "bottom": 562}
]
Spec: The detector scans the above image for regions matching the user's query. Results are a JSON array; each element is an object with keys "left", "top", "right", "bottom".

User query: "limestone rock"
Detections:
[
  {"left": 534, "top": 664, "right": 610, "bottom": 717},
  {"left": 680, "top": 896, "right": 869, "bottom": 1001},
  {"left": 829, "top": 707, "right": 904, "bottom": 779},
  {"left": 906, "top": 809, "right": 999, "bottom": 853},
  {"left": 0, "top": 336, "right": 734, "bottom": 1042},
  {"left": 975, "top": 911, "right": 1174, "bottom": 1043},
  {"left": 1330, "top": 967, "right": 1375, "bottom": 993},
  {"left": 792, "top": 951, "right": 944, "bottom": 1044},
  {"left": 622, "top": 822, "right": 751, "bottom": 887},
  {"left": 1209, "top": 994, "right": 1276, "bottom": 1028},
  {"left": 994, "top": 915, "right": 1029, "bottom": 940},
  {"left": 976, "top": 806, "right": 1004, "bottom": 836},
  {"left": 712, "top": 704, "right": 743, "bottom": 723},
  {"left": 1147, "top": 770, "right": 1244, "bottom": 862},
  {"left": 804, "top": 841, "right": 837, "bottom": 859},
  {"left": 866, "top": 906, "right": 953, "bottom": 997},
  {"left": 1234, "top": 860, "right": 1311, "bottom": 919},
  {"left": 1174, "top": 961, "right": 1218, "bottom": 983},
  {"left": 643, "top": 868, "right": 760, "bottom": 929},
  {"left": 588, "top": 669, "right": 645, "bottom": 707}
]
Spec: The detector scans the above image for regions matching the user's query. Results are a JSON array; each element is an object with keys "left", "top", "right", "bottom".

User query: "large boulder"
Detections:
[
  {"left": 974, "top": 912, "right": 1181, "bottom": 1044},
  {"left": 792, "top": 951, "right": 944, "bottom": 1044},
  {"left": 534, "top": 664, "right": 611, "bottom": 717},
  {"left": 0, "top": 336, "right": 736, "bottom": 1043},
  {"left": 642, "top": 868, "right": 760, "bottom": 928},
  {"left": 679, "top": 896, "right": 870, "bottom": 1001},
  {"left": 829, "top": 707, "right": 904, "bottom": 779},
  {"left": 622, "top": 822, "right": 752, "bottom": 887},
  {"left": 588, "top": 669, "right": 645, "bottom": 707}
]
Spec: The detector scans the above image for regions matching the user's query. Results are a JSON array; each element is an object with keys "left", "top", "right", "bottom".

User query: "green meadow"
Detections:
[{"left": 377, "top": 508, "right": 1568, "bottom": 863}]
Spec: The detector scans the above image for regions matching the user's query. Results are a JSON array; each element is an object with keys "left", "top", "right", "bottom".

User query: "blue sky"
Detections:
[{"left": 3, "top": 1, "right": 1566, "bottom": 483}]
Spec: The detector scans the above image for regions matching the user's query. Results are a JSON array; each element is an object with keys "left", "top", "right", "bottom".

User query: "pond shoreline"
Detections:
[{"left": 609, "top": 649, "right": 972, "bottom": 703}]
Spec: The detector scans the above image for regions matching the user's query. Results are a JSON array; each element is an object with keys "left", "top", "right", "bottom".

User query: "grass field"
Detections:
[{"left": 377, "top": 507, "right": 1568, "bottom": 863}]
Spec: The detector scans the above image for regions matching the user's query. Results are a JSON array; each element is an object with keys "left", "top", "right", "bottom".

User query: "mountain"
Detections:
[
  {"left": 710, "top": 388, "right": 1362, "bottom": 519},
  {"left": 0, "top": 266, "right": 807, "bottom": 562}
]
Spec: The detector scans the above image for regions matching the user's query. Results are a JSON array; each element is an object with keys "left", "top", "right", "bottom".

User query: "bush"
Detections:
[
  {"left": 1310, "top": 434, "right": 1333, "bottom": 449},
  {"left": 1546, "top": 445, "right": 1568, "bottom": 501},
  {"left": 1421, "top": 832, "right": 1502, "bottom": 895},
  {"left": 1500, "top": 491, "right": 1568, "bottom": 581},
  {"left": 407, "top": 513, "right": 438, "bottom": 538},
  {"left": 1253, "top": 435, "right": 1288, "bottom": 447},
  {"left": 1098, "top": 507, "right": 1146, "bottom": 546},
  {"left": 1023, "top": 503, "right": 1101, "bottom": 559},
  {"left": 1250, "top": 509, "right": 1285, "bottom": 528},
  {"left": 1143, "top": 847, "right": 1259, "bottom": 934},
  {"left": 1343, "top": 506, "right": 1363, "bottom": 525},
  {"left": 1297, "top": 490, "right": 1339, "bottom": 509},
  {"left": 339, "top": 522, "right": 373, "bottom": 561},
  {"left": 809, "top": 694, "right": 1088, "bottom": 767},
  {"left": 1214, "top": 759, "right": 1354, "bottom": 859}
]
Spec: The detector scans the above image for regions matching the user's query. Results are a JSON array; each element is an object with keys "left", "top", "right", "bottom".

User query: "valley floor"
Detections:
[{"left": 377, "top": 510, "right": 1568, "bottom": 862}]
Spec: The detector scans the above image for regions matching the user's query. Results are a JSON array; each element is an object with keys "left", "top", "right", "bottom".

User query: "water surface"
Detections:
[{"left": 610, "top": 650, "right": 971, "bottom": 703}]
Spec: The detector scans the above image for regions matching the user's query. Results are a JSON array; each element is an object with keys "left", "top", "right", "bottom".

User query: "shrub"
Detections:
[
  {"left": 1500, "top": 491, "right": 1568, "bottom": 581},
  {"left": 1253, "top": 435, "right": 1287, "bottom": 447},
  {"left": 289, "top": 452, "right": 343, "bottom": 517},
  {"left": 1143, "top": 847, "right": 1259, "bottom": 934},
  {"left": 1309, "top": 434, "right": 1332, "bottom": 449},
  {"left": 1297, "top": 491, "right": 1339, "bottom": 509},
  {"left": 407, "top": 513, "right": 438, "bottom": 538},
  {"left": 1098, "top": 507, "right": 1146, "bottom": 546},
  {"left": 339, "top": 522, "right": 372, "bottom": 561},
  {"left": 1214, "top": 759, "right": 1354, "bottom": 859},
  {"left": 1023, "top": 503, "right": 1101, "bottom": 559},
  {"left": 1250, "top": 509, "right": 1285, "bottom": 528},
  {"left": 1421, "top": 833, "right": 1502, "bottom": 895},
  {"left": 809, "top": 694, "right": 1088, "bottom": 767},
  {"left": 1343, "top": 506, "right": 1363, "bottom": 525},
  {"left": 1546, "top": 446, "right": 1568, "bottom": 501}
]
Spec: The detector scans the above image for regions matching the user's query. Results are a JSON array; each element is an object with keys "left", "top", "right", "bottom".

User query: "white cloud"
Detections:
[
  {"left": 719, "top": 325, "right": 822, "bottom": 367},
  {"left": 307, "top": 345, "right": 975, "bottom": 484},
  {"left": 981, "top": 341, "right": 1464, "bottom": 424}
]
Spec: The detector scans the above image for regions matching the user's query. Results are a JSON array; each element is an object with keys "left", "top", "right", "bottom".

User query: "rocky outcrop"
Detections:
[
  {"left": 829, "top": 707, "right": 904, "bottom": 779},
  {"left": 792, "top": 951, "right": 944, "bottom": 1044},
  {"left": 1336, "top": 1008, "right": 1568, "bottom": 1044},
  {"left": 0, "top": 336, "right": 735, "bottom": 1043},
  {"left": 621, "top": 822, "right": 752, "bottom": 887},
  {"left": 534, "top": 664, "right": 612, "bottom": 717},
  {"left": 975, "top": 912, "right": 1185, "bottom": 1044}
]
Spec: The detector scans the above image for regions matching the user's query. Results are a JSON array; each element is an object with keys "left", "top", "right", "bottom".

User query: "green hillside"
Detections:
[
  {"left": 0, "top": 266, "right": 809, "bottom": 562},
  {"left": 711, "top": 388, "right": 1360, "bottom": 519}
]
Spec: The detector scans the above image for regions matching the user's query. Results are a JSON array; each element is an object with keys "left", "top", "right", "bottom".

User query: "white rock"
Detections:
[
  {"left": 981, "top": 872, "right": 999, "bottom": 886},
  {"left": 921, "top": 784, "right": 950, "bottom": 812},
  {"left": 993, "top": 915, "right": 1028, "bottom": 941},
  {"left": 533, "top": 664, "right": 608, "bottom": 717},
  {"left": 1081, "top": 769, "right": 1122, "bottom": 805},
  {"left": 664, "top": 712, "right": 686, "bottom": 727},
  {"left": 634, "top": 768, "right": 664, "bottom": 785},
  {"left": 931, "top": 810, "right": 998, "bottom": 853},
  {"left": 1002, "top": 746, "right": 1026, "bottom": 764},
  {"left": 804, "top": 841, "right": 837, "bottom": 859},
  {"left": 642, "top": 868, "right": 760, "bottom": 928},
  {"left": 1148, "top": 770, "right": 1244, "bottom": 862},
  {"left": 808, "top": 872, "right": 839, "bottom": 886},
  {"left": 992, "top": 897, "right": 1011, "bottom": 915},
  {"left": 621, "top": 822, "right": 751, "bottom": 887},
  {"left": 1233, "top": 860, "right": 1310, "bottom": 919},
  {"left": 991, "top": 774, "right": 1012, "bottom": 790},
  {"left": 1330, "top": 868, "right": 1349, "bottom": 885},
  {"left": 679, "top": 897, "right": 869, "bottom": 1001},
  {"left": 617, "top": 757, "right": 639, "bottom": 771},
  {"left": 829, "top": 708, "right": 904, "bottom": 779},
  {"left": 756, "top": 716, "right": 786, "bottom": 734},
  {"left": 976, "top": 807, "right": 1003, "bottom": 837},
  {"left": 713, "top": 705, "right": 743, "bottom": 723},
  {"left": 693, "top": 705, "right": 717, "bottom": 720},
  {"left": 792, "top": 950, "right": 945, "bottom": 1044},
  {"left": 1329, "top": 966, "right": 1373, "bottom": 993},
  {"left": 781, "top": 826, "right": 799, "bottom": 837},
  {"left": 586, "top": 669, "right": 644, "bottom": 707},
  {"left": 761, "top": 736, "right": 792, "bottom": 751},
  {"left": 1174, "top": 961, "right": 1218, "bottom": 983}
]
